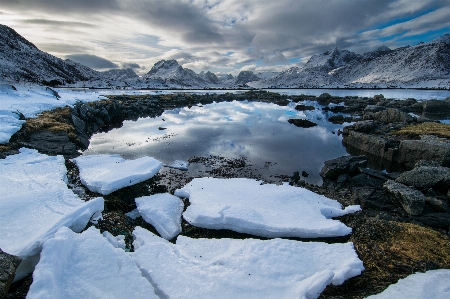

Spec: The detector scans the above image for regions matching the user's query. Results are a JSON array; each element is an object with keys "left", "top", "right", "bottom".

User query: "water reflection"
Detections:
[{"left": 84, "top": 101, "right": 348, "bottom": 184}]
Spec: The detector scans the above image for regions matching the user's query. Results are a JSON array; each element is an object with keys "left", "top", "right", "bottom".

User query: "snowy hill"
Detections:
[
  {"left": 253, "top": 35, "right": 450, "bottom": 89},
  {"left": 0, "top": 24, "right": 100, "bottom": 84}
]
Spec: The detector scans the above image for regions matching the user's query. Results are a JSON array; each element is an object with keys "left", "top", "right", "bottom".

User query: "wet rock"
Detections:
[
  {"left": 396, "top": 139, "right": 450, "bottom": 168},
  {"left": 0, "top": 249, "right": 21, "bottom": 298},
  {"left": 352, "top": 120, "right": 376, "bottom": 132},
  {"left": 352, "top": 187, "right": 394, "bottom": 211},
  {"left": 396, "top": 166, "right": 450, "bottom": 192},
  {"left": 359, "top": 168, "right": 389, "bottom": 182},
  {"left": 320, "top": 155, "right": 367, "bottom": 180},
  {"left": 294, "top": 104, "right": 315, "bottom": 111},
  {"left": 364, "top": 105, "right": 385, "bottom": 113},
  {"left": 287, "top": 119, "right": 317, "bottom": 128},
  {"left": 383, "top": 180, "right": 425, "bottom": 215}
]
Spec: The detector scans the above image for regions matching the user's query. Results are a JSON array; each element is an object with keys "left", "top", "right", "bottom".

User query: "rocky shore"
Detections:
[{"left": 2, "top": 91, "right": 450, "bottom": 298}]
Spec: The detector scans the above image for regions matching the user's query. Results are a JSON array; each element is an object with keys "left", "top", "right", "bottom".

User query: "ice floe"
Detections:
[
  {"left": 175, "top": 177, "right": 360, "bottom": 238},
  {"left": 27, "top": 227, "right": 157, "bottom": 299},
  {"left": 0, "top": 148, "right": 104, "bottom": 280},
  {"left": 132, "top": 227, "right": 364, "bottom": 299},
  {"left": 365, "top": 269, "right": 450, "bottom": 299},
  {"left": 135, "top": 193, "right": 184, "bottom": 240},
  {"left": 73, "top": 154, "right": 162, "bottom": 195}
]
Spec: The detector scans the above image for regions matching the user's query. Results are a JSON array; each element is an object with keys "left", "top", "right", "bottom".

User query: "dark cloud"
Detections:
[
  {"left": 121, "top": 63, "right": 141, "bottom": 69},
  {"left": 66, "top": 54, "right": 118, "bottom": 69},
  {"left": 0, "top": 0, "right": 120, "bottom": 14},
  {"left": 21, "top": 19, "right": 96, "bottom": 28}
]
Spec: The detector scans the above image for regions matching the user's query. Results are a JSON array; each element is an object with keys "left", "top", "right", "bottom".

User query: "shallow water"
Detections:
[{"left": 84, "top": 100, "right": 348, "bottom": 185}]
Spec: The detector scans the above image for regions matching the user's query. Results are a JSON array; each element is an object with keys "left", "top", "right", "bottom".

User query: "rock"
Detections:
[
  {"left": 19, "top": 130, "right": 78, "bottom": 157},
  {"left": 343, "top": 130, "right": 395, "bottom": 161},
  {"left": 0, "top": 249, "right": 21, "bottom": 298},
  {"left": 328, "top": 115, "right": 352, "bottom": 124},
  {"left": 364, "top": 105, "right": 385, "bottom": 112},
  {"left": 383, "top": 180, "right": 425, "bottom": 215},
  {"left": 396, "top": 139, "right": 450, "bottom": 168},
  {"left": 294, "top": 104, "right": 315, "bottom": 111},
  {"left": 71, "top": 114, "right": 86, "bottom": 132},
  {"left": 352, "top": 120, "right": 376, "bottom": 132},
  {"left": 422, "top": 99, "right": 450, "bottom": 114},
  {"left": 426, "top": 197, "right": 450, "bottom": 213},
  {"left": 359, "top": 168, "right": 389, "bottom": 182},
  {"left": 352, "top": 187, "right": 394, "bottom": 211},
  {"left": 320, "top": 155, "right": 367, "bottom": 180},
  {"left": 373, "top": 94, "right": 384, "bottom": 100},
  {"left": 396, "top": 166, "right": 450, "bottom": 191},
  {"left": 416, "top": 212, "right": 450, "bottom": 229},
  {"left": 287, "top": 119, "right": 317, "bottom": 128},
  {"left": 373, "top": 108, "right": 414, "bottom": 123}
]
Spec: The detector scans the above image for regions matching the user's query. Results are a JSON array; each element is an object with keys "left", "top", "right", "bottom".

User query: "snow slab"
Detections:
[
  {"left": 135, "top": 193, "right": 184, "bottom": 240},
  {"left": 365, "top": 269, "right": 450, "bottom": 299},
  {"left": 27, "top": 227, "right": 157, "bottom": 299},
  {"left": 73, "top": 154, "right": 162, "bottom": 195},
  {"left": 175, "top": 178, "right": 360, "bottom": 238},
  {"left": 132, "top": 226, "right": 364, "bottom": 299},
  {"left": 0, "top": 148, "right": 104, "bottom": 280}
]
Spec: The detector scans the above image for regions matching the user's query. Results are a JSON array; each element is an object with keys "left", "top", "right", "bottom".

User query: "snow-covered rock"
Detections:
[
  {"left": 365, "top": 269, "right": 450, "bottom": 299},
  {"left": 73, "top": 154, "right": 162, "bottom": 195},
  {"left": 0, "top": 148, "right": 104, "bottom": 280},
  {"left": 27, "top": 227, "right": 157, "bottom": 299},
  {"left": 132, "top": 227, "right": 364, "bottom": 299},
  {"left": 175, "top": 178, "right": 360, "bottom": 238},
  {"left": 135, "top": 193, "right": 184, "bottom": 240}
]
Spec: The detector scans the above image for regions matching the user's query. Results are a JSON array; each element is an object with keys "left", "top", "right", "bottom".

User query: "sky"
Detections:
[{"left": 1, "top": 0, "right": 449, "bottom": 75}]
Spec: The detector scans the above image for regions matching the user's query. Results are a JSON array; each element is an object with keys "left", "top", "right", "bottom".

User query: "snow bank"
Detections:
[
  {"left": 365, "top": 269, "right": 450, "bottom": 299},
  {"left": 0, "top": 110, "right": 25, "bottom": 143},
  {"left": 73, "top": 154, "right": 162, "bottom": 195},
  {"left": 27, "top": 227, "right": 157, "bottom": 299},
  {"left": 175, "top": 178, "right": 360, "bottom": 238},
  {"left": 132, "top": 227, "right": 364, "bottom": 299},
  {"left": 0, "top": 148, "right": 104, "bottom": 280},
  {"left": 135, "top": 193, "right": 184, "bottom": 240}
]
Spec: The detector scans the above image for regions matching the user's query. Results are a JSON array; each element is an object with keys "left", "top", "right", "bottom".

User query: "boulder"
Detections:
[
  {"left": 18, "top": 130, "right": 78, "bottom": 158},
  {"left": 426, "top": 197, "right": 450, "bottom": 213},
  {"left": 396, "top": 166, "right": 450, "bottom": 191},
  {"left": 396, "top": 139, "right": 450, "bottom": 168},
  {"left": 352, "top": 120, "right": 376, "bottom": 132},
  {"left": 0, "top": 249, "right": 21, "bottom": 298},
  {"left": 417, "top": 212, "right": 450, "bottom": 229},
  {"left": 422, "top": 99, "right": 450, "bottom": 114},
  {"left": 383, "top": 180, "right": 425, "bottom": 215},
  {"left": 373, "top": 108, "right": 414, "bottom": 123},
  {"left": 320, "top": 155, "right": 367, "bottom": 180}
]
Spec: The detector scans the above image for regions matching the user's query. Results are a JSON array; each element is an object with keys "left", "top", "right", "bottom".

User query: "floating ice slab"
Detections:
[
  {"left": 175, "top": 177, "right": 360, "bottom": 238},
  {"left": 132, "top": 227, "right": 364, "bottom": 299},
  {"left": 136, "top": 193, "right": 184, "bottom": 240},
  {"left": 365, "top": 269, "right": 450, "bottom": 299},
  {"left": 27, "top": 227, "right": 157, "bottom": 299},
  {"left": 0, "top": 148, "right": 104, "bottom": 280},
  {"left": 73, "top": 154, "right": 162, "bottom": 195}
]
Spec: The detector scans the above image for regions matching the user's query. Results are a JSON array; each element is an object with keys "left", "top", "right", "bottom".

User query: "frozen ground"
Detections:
[
  {"left": 132, "top": 227, "right": 364, "bottom": 298},
  {"left": 175, "top": 177, "right": 360, "bottom": 238},
  {"left": 0, "top": 148, "right": 104, "bottom": 281},
  {"left": 27, "top": 227, "right": 157, "bottom": 299},
  {"left": 365, "top": 269, "right": 450, "bottom": 299},
  {"left": 135, "top": 193, "right": 184, "bottom": 240},
  {"left": 72, "top": 154, "right": 162, "bottom": 195}
]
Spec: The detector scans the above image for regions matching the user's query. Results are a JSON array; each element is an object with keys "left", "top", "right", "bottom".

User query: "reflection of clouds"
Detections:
[{"left": 209, "top": 139, "right": 248, "bottom": 157}]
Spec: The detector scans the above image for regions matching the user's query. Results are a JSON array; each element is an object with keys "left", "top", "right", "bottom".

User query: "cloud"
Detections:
[
  {"left": 121, "top": 63, "right": 142, "bottom": 69},
  {"left": 65, "top": 54, "right": 118, "bottom": 69}
]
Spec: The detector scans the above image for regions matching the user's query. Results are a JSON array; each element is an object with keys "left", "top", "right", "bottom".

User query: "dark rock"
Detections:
[
  {"left": 364, "top": 105, "right": 385, "bottom": 113},
  {"left": 287, "top": 119, "right": 317, "bottom": 128},
  {"left": 359, "top": 168, "right": 389, "bottom": 182},
  {"left": 352, "top": 187, "right": 394, "bottom": 210},
  {"left": 396, "top": 139, "right": 450, "bottom": 168},
  {"left": 301, "top": 171, "right": 309, "bottom": 177},
  {"left": 396, "top": 166, "right": 450, "bottom": 191},
  {"left": 422, "top": 99, "right": 450, "bottom": 114},
  {"left": 328, "top": 115, "right": 352, "bottom": 124},
  {"left": 71, "top": 114, "right": 86, "bottom": 132},
  {"left": 320, "top": 155, "right": 367, "bottom": 180},
  {"left": 352, "top": 120, "right": 376, "bottom": 132},
  {"left": 426, "top": 197, "right": 450, "bottom": 213},
  {"left": 383, "top": 180, "right": 425, "bottom": 215},
  {"left": 416, "top": 212, "right": 450, "bottom": 229},
  {"left": 19, "top": 130, "right": 78, "bottom": 157},
  {"left": 0, "top": 249, "right": 21, "bottom": 298},
  {"left": 294, "top": 104, "right": 315, "bottom": 111}
]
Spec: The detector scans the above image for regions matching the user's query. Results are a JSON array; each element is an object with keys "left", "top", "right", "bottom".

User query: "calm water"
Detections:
[{"left": 84, "top": 100, "right": 348, "bottom": 185}]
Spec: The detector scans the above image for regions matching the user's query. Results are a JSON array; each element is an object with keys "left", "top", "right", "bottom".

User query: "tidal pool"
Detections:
[{"left": 84, "top": 100, "right": 349, "bottom": 185}]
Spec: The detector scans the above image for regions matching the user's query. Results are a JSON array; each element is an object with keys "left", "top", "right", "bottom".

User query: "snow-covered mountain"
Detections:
[
  {"left": 252, "top": 35, "right": 450, "bottom": 89},
  {"left": 0, "top": 24, "right": 99, "bottom": 84}
]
